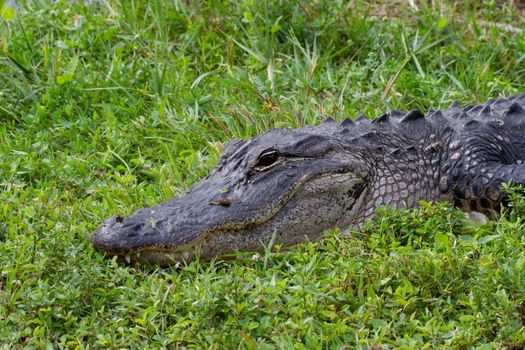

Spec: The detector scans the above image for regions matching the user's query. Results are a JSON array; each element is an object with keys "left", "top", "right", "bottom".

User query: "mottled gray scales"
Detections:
[{"left": 91, "top": 94, "right": 525, "bottom": 265}]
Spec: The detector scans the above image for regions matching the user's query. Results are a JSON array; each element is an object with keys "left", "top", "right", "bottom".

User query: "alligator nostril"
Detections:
[{"left": 116, "top": 216, "right": 124, "bottom": 223}]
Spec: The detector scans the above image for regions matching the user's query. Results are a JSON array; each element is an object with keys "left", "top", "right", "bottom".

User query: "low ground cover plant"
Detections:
[{"left": 1, "top": 0, "right": 525, "bottom": 348}]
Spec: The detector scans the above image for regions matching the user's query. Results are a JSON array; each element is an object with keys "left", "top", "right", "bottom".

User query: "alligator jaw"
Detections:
[
  {"left": 92, "top": 220, "right": 257, "bottom": 266},
  {"left": 91, "top": 169, "right": 367, "bottom": 266},
  {"left": 114, "top": 248, "right": 200, "bottom": 266},
  {"left": 91, "top": 172, "right": 311, "bottom": 261}
]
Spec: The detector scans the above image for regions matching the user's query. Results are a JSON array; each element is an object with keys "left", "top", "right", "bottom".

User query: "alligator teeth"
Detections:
[{"left": 125, "top": 255, "right": 131, "bottom": 264}]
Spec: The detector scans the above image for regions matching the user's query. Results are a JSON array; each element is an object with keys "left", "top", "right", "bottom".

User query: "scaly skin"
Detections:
[{"left": 91, "top": 94, "right": 525, "bottom": 265}]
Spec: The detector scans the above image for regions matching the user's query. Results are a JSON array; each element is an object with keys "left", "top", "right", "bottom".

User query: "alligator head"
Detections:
[{"left": 91, "top": 125, "right": 369, "bottom": 265}]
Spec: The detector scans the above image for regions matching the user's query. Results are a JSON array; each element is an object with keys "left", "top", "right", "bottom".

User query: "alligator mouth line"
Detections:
[
  {"left": 113, "top": 222, "right": 263, "bottom": 265},
  {"left": 99, "top": 169, "right": 359, "bottom": 264}
]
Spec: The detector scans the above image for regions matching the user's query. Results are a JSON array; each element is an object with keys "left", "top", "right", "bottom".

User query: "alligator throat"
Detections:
[{"left": 91, "top": 94, "right": 525, "bottom": 265}]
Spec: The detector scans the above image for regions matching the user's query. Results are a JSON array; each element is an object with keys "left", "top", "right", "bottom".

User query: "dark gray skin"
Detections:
[{"left": 91, "top": 94, "right": 525, "bottom": 265}]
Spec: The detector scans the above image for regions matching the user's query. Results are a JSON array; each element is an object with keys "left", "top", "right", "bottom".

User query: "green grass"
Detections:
[{"left": 1, "top": 0, "right": 525, "bottom": 348}]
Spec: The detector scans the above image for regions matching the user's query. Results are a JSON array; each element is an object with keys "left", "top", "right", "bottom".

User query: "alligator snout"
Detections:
[
  {"left": 91, "top": 216, "right": 135, "bottom": 255},
  {"left": 92, "top": 214, "right": 199, "bottom": 265},
  {"left": 90, "top": 189, "right": 245, "bottom": 264}
]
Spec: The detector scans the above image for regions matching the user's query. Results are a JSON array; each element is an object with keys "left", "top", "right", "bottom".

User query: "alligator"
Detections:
[{"left": 91, "top": 94, "right": 525, "bottom": 265}]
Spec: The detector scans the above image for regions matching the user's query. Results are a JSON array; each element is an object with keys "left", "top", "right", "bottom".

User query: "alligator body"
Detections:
[{"left": 91, "top": 95, "right": 525, "bottom": 265}]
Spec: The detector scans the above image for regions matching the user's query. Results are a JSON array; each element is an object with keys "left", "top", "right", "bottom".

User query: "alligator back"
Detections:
[{"left": 306, "top": 94, "right": 525, "bottom": 219}]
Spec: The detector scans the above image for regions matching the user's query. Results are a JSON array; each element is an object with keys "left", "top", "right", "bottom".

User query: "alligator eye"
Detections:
[{"left": 254, "top": 150, "right": 280, "bottom": 170}]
